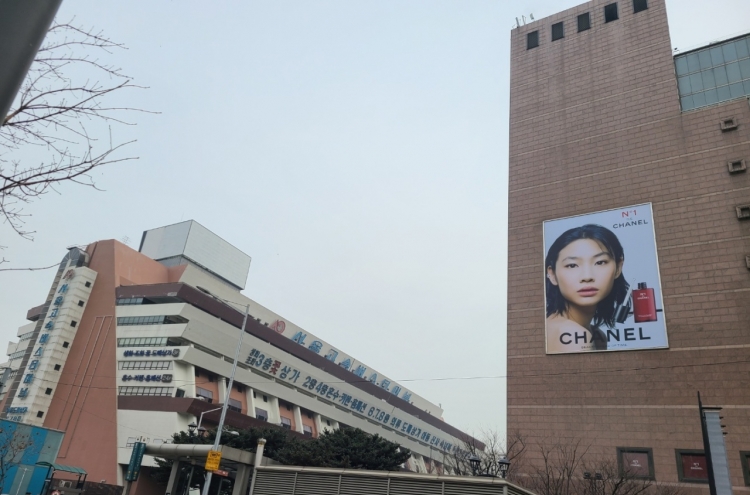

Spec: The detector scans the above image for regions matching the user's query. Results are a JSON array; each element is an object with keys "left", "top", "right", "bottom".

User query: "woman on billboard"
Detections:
[{"left": 545, "top": 224, "right": 630, "bottom": 353}]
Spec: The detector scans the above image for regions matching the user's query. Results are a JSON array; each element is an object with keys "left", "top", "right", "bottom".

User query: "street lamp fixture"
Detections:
[
  {"left": 468, "top": 454, "right": 481, "bottom": 476},
  {"left": 498, "top": 456, "right": 510, "bottom": 479},
  {"left": 467, "top": 454, "right": 511, "bottom": 479},
  {"left": 188, "top": 422, "right": 197, "bottom": 435}
]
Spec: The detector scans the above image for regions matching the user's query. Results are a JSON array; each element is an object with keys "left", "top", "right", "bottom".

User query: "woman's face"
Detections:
[{"left": 547, "top": 239, "right": 622, "bottom": 310}]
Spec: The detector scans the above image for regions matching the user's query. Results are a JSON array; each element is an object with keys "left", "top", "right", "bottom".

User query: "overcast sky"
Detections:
[{"left": 2, "top": 0, "right": 748, "bottom": 438}]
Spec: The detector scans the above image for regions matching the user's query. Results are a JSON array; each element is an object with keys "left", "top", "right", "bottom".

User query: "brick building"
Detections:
[{"left": 507, "top": 0, "right": 750, "bottom": 491}]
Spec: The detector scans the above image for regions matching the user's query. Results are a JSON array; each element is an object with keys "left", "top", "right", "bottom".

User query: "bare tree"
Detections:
[
  {"left": 444, "top": 429, "right": 527, "bottom": 480},
  {"left": 515, "top": 436, "right": 686, "bottom": 495},
  {"left": 1, "top": 19, "right": 150, "bottom": 247},
  {"left": 0, "top": 423, "right": 41, "bottom": 490}
]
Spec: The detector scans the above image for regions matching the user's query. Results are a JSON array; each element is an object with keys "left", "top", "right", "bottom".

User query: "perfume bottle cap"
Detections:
[{"left": 638, "top": 282, "right": 647, "bottom": 289}]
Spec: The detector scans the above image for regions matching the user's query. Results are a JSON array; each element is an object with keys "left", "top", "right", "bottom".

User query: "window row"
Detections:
[
  {"left": 119, "top": 360, "right": 173, "bottom": 370},
  {"left": 527, "top": 0, "right": 647, "bottom": 50},
  {"left": 680, "top": 80, "right": 750, "bottom": 112},
  {"left": 8, "top": 350, "right": 26, "bottom": 360},
  {"left": 118, "top": 386, "right": 174, "bottom": 396},
  {"left": 117, "top": 337, "right": 169, "bottom": 348},
  {"left": 116, "top": 297, "right": 144, "bottom": 306},
  {"left": 675, "top": 36, "right": 750, "bottom": 77},
  {"left": 618, "top": 447, "right": 750, "bottom": 485},
  {"left": 117, "top": 315, "right": 187, "bottom": 326}
]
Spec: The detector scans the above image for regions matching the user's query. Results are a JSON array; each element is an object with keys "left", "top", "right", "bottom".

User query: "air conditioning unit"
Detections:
[{"left": 59, "top": 481, "right": 73, "bottom": 488}]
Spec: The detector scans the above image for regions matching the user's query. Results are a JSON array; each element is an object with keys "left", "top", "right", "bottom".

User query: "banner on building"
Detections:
[{"left": 543, "top": 203, "right": 667, "bottom": 354}]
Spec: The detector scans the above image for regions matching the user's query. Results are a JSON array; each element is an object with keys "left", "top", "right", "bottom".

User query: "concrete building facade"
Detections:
[
  {"left": 507, "top": 0, "right": 750, "bottom": 491},
  {"left": 1, "top": 221, "right": 479, "bottom": 491}
]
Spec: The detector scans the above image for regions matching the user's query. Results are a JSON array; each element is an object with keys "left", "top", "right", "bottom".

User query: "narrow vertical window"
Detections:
[
  {"left": 604, "top": 3, "right": 619, "bottom": 23},
  {"left": 551, "top": 22, "right": 564, "bottom": 41},
  {"left": 527, "top": 31, "right": 539, "bottom": 50},
  {"left": 577, "top": 13, "right": 591, "bottom": 32},
  {"left": 633, "top": 0, "right": 648, "bottom": 13}
]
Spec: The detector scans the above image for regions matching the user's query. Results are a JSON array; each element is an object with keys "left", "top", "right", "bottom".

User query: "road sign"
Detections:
[
  {"left": 125, "top": 442, "right": 147, "bottom": 481},
  {"left": 205, "top": 450, "right": 222, "bottom": 471},
  {"left": 213, "top": 470, "right": 229, "bottom": 477}
]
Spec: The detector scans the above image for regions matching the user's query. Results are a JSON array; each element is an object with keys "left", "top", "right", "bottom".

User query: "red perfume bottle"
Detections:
[{"left": 633, "top": 282, "right": 657, "bottom": 323}]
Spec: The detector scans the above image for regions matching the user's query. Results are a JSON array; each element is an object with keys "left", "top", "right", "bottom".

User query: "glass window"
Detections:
[
  {"left": 632, "top": 0, "right": 647, "bottom": 14},
  {"left": 739, "top": 58, "right": 750, "bottom": 79},
  {"left": 527, "top": 31, "right": 539, "bottom": 50},
  {"left": 744, "top": 80, "right": 750, "bottom": 94},
  {"left": 675, "top": 57, "right": 688, "bottom": 76},
  {"left": 196, "top": 387, "right": 213, "bottom": 403},
  {"left": 736, "top": 39, "right": 750, "bottom": 59},
  {"left": 704, "top": 88, "right": 719, "bottom": 105},
  {"left": 741, "top": 451, "right": 750, "bottom": 486},
  {"left": 722, "top": 42, "right": 738, "bottom": 63},
  {"left": 255, "top": 408, "right": 268, "bottom": 421},
  {"left": 701, "top": 69, "right": 716, "bottom": 89},
  {"left": 729, "top": 82, "right": 744, "bottom": 98},
  {"left": 604, "top": 3, "right": 618, "bottom": 23},
  {"left": 710, "top": 46, "right": 724, "bottom": 65},
  {"left": 698, "top": 50, "right": 713, "bottom": 70},
  {"left": 577, "top": 13, "right": 591, "bottom": 32},
  {"left": 692, "top": 91, "right": 707, "bottom": 108},
  {"left": 680, "top": 95, "right": 695, "bottom": 111},
  {"left": 228, "top": 398, "right": 242, "bottom": 413},
  {"left": 677, "top": 76, "right": 691, "bottom": 95},
  {"left": 686, "top": 53, "right": 700, "bottom": 73},
  {"left": 714, "top": 66, "right": 729, "bottom": 86},
  {"left": 676, "top": 450, "right": 709, "bottom": 483},
  {"left": 689, "top": 72, "right": 704, "bottom": 92},
  {"left": 280, "top": 417, "right": 292, "bottom": 429},
  {"left": 551, "top": 22, "right": 564, "bottom": 41},
  {"left": 726, "top": 62, "right": 742, "bottom": 83},
  {"left": 717, "top": 85, "right": 731, "bottom": 101},
  {"left": 303, "top": 425, "right": 313, "bottom": 437}
]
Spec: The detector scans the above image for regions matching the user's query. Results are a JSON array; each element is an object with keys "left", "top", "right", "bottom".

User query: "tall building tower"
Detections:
[{"left": 507, "top": 0, "right": 750, "bottom": 490}]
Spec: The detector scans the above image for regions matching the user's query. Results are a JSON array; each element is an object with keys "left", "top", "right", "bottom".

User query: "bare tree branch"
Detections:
[{"left": 0, "top": 18, "right": 156, "bottom": 247}]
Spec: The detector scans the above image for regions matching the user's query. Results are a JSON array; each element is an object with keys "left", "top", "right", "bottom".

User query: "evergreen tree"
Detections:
[{"left": 277, "top": 427, "right": 410, "bottom": 471}]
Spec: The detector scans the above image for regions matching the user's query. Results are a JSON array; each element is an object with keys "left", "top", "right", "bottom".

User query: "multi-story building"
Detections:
[
  {"left": 0, "top": 220, "right": 479, "bottom": 491},
  {"left": 507, "top": 0, "right": 750, "bottom": 491}
]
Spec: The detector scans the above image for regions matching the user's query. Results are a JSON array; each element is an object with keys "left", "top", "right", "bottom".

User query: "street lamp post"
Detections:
[{"left": 199, "top": 295, "right": 250, "bottom": 495}]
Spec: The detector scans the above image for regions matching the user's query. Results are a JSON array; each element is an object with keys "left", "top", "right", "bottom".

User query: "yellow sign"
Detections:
[{"left": 205, "top": 450, "right": 222, "bottom": 471}]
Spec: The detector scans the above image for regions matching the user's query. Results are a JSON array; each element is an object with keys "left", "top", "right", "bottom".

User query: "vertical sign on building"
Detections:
[{"left": 125, "top": 442, "right": 147, "bottom": 481}]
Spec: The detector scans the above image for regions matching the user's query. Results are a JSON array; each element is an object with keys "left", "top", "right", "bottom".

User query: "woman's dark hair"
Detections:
[{"left": 545, "top": 224, "right": 629, "bottom": 329}]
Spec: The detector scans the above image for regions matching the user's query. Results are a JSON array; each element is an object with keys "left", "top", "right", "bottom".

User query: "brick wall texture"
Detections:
[{"left": 507, "top": 0, "right": 750, "bottom": 491}]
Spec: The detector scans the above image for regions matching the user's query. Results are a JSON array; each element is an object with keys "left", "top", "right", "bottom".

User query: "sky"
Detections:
[{"left": 1, "top": 0, "right": 749, "bottom": 439}]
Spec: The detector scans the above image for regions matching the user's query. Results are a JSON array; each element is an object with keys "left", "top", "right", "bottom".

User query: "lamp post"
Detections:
[
  {"left": 197, "top": 288, "right": 250, "bottom": 495},
  {"left": 197, "top": 407, "right": 223, "bottom": 431}
]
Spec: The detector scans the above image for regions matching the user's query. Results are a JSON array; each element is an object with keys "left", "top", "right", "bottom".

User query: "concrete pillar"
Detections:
[
  {"left": 292, "top": 405, "right": 304, "bottom": 434},
  {"left": 246, "top": 387, "right": 256, "bottom": 417},
  {"left": 268, "top": 396, "right": 280, "bottom": 424},
  {"left": 231, "top": 464, "right": 251, "bottom": 495},
  {"left": 165, "top": 459, "right": 182, "bottom": 495},
  {"left": 313, "top": 413, "right": 323, "bottom": 437},
  {"left": 218, "top": 378, "right": 228, "bottom": 405},
  {"left": 184, "top": 364, "right": 196, "bottom": 398}
]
